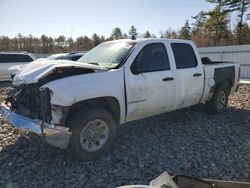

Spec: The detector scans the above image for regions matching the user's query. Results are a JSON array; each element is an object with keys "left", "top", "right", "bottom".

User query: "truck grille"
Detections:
[{"left": 7, "top": 84, "right": 51, "bottom": 123}]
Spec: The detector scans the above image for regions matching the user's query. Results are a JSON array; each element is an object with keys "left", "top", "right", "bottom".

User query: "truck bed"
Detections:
[{"left": 201, "top": 62, "right": 240, "bottom": 103}]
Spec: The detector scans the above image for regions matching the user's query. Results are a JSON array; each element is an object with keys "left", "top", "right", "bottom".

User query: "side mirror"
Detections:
[{"left": 131, "top": 62, "right": 139, "bottom": 75}]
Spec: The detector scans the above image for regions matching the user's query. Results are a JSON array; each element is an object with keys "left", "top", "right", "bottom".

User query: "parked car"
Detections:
[
  {"left": 0, "top": 52, "right": 36, "bottom": 80},
  {"left": 8, "top": 52, "right": 85, "bottom": 79},
  {"left": 1, "top": 39, "right": 240, "bottom": 160},
  {"left": 46, "top": 52, "right": 85, "bottom": 61}
]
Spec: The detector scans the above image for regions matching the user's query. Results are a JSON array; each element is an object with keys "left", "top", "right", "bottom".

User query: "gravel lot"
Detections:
[{"left": 0, "top": 82, "right": 249, "bottom": 188}]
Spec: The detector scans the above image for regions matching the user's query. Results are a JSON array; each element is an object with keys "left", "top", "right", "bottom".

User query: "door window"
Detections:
[
  {"left": 0, "top": 54, "right": 33, "bottom": 63},
  {"left": 132, "top": 43, "right": 170, "bottom": 73},
  {"left": 171, "top": 43, "right": 197, "bottom": 69},
  {"left": 19, "top": 55, "right": 33, "bottom": 62}
]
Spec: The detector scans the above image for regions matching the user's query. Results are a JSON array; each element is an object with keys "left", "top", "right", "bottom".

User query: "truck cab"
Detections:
[{"left": 124, "top": 40, "right": 205, "bottom": 121}]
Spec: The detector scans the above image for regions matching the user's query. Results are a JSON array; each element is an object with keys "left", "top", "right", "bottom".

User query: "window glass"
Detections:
[
  {"left": 78, "top": 41, "right": 136, "bottom": 68},
  {"left": 0, "top": 54, "right": 33, "bottom": 63},
  {"left": 71, "top": 55, "right": 82, "bottom": 61},
  {"left": 171, "top": 43, "right": 197, "bottom": 69},
  {"left": 133, "top": 43, "right": 170, "bottom": 73},
  {"left": 58, "top": 56, "right": 70, "bottom": 60},
  {"left": 0, "top": 54, "right": 8, "bottom": 62},
  {"left": 19, "top": 55, "right": 33, "bottom": 62},
  {"left": 0, "top": 54, "right": 19, "bottom": 63}
]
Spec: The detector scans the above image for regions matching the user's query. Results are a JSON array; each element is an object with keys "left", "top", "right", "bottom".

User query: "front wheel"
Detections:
[
  {"left": 206, "top": 86, "right": 229, "bottom": 114},
  {"left": 67, "top": 107, "right": 117, "bottom": 161}
]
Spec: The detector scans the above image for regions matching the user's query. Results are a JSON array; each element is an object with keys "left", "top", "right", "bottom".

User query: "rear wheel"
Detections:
[
  {"left": 207, "top": 86, "right": 229, "bottom": 114},
  {"left": 67, "top": 106, "right": 117, "bottom": 161}
]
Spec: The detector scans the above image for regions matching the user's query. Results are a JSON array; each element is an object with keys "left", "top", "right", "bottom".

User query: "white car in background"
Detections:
[
  {"left": 0, "top": 52, "right": 36, "bottom": 80},
  {"left": 8, "top": 52, "right": 85, "bottom": 79},
  {"left": 46, "top": 52, "right": 86, "bottom": 61}
]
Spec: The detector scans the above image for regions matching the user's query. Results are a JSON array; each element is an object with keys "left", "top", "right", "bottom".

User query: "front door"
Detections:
[{"left": 125, "top": 42, "right": 179, "bottom": 122}]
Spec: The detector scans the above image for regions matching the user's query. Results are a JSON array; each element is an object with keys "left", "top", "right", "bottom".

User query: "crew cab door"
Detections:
[
  {"left": 124, "top": 42, "right": 180, "bottom": 122},
  {"left": 170, "top": 42, "right": 204, "bottom": 108}
]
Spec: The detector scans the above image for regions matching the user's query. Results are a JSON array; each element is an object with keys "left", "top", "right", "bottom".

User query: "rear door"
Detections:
[
  {"left": 170, "top": 42, "right": 204, "bottom": 108},
  {"left": 125, "top": 42, "right": 180, "bottom": 122}
]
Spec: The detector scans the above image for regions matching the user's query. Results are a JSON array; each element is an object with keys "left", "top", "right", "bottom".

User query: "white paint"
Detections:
[
  {"left": 43, "top": 68, "right": 126, "bottom": 123},
  {"left": 13, "top": 39, "right": 240, "bottom": 125},
  {"left": 13, "top": 59, "right": 106, "bottom": 85},
  {"left": 124, "top": 40, "right": 180, "bottom": 121},
  {"left": 0, "top": 52, "right": 36, "bottom": 80}
]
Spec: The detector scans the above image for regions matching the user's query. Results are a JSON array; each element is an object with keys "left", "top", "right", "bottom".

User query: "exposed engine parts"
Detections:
[{"left": 6, "top": 84, "right": 52, "bottom": 123}]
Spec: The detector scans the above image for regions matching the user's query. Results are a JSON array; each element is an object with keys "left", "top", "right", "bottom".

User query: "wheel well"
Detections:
[
  {"left": 66, "top": 97, "right": 120, "bottom": 125},
  {"left": 215, "top": 79, "right": 232, "bottom": 93}
]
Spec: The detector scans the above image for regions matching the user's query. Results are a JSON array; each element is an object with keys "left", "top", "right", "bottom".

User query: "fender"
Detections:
[{"left": 42, "top": 68, "right": 126, "bottom": 124}]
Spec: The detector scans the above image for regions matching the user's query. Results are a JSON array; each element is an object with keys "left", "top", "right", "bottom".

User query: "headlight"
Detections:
[{"left": 12, "top": 78, "right": 26, "bottom": 86}]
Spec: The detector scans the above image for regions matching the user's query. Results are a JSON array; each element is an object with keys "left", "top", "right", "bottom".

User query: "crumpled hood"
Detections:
[{"left": 13, "top": 60, "right": 107, "bottom": 85}]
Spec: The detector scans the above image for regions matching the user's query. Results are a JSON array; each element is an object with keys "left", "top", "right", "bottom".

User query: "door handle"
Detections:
[
  {"left": 162, "top": 77, "right": 174, "bottom": 81},
  {"left": 193, "top": 73, "right": 202, "bottom": 77}
]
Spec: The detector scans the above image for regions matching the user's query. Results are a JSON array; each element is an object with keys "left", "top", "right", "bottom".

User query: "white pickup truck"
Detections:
[{"left": 2, "top": 39, "right": 240, "bottom": 160}]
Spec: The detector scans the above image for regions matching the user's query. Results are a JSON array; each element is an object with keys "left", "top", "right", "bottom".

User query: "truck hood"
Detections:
[{"left": 13, "top": 60, "right": 107, "bottom": 85}]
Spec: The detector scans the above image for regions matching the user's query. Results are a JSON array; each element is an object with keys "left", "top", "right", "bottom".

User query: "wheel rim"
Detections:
[
  {"left": 80, "top": 119, "right": 109, "bottom": 152},
  {"left": 217, "top": 91, "right": 226, "bottom": 110}
]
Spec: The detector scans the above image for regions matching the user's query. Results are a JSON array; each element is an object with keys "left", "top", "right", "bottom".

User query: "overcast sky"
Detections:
[{"left": 0, "top": 0, "right": 242, "bottom": 39}]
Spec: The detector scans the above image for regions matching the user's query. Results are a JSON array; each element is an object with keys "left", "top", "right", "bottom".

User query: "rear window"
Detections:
[
  {"left": 0, "top": 54, "right": 33, "bottom": 63},
  {"left": 71, "top": 55, "right": 82, "bottom": 61}
]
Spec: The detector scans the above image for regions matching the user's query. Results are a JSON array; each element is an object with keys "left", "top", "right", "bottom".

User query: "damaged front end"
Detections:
[
  {"left": 7, "top": 84, "right": 52, "bottom": 122},
  {"left": 1, "top": 60, "right": 106, "bottom": 149},
  {"left": 1, "top": 84, "right": 71, "bottom": 149}
]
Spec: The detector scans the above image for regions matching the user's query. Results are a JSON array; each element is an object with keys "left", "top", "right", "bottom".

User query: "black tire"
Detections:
[
  {"left": 207, "top": 86, "right": 229, "bottom": 114},
  {"left": 67, "top": 106, "right": 117, "bottom": 161}
]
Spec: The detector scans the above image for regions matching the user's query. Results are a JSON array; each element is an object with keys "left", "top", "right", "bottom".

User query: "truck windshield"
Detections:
[{"left": 77, "top": 41, "right": 136, "bottom": 68}]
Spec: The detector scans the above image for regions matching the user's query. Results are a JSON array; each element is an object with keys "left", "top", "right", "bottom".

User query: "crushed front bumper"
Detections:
[{"left": 1, "top": 103, "right": 71, "bottom": 149}]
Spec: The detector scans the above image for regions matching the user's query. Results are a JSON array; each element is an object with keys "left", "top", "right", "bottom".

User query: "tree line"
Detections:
[
  {"left": 0, "top": 25, "right": 140, "bottom": 54},
  {"left": 0, "top": 0, "right": 249, "bottom": 53}
]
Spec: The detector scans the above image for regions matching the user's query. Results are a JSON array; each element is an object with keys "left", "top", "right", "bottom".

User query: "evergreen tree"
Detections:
[
  {"left": 123, "top": 33, "right": 128, "bottom": 39},
  {"left": 66, "top": 37, "right": 74, "bottom": 51},
  {"left": 111, "top": 27, "right": 123, "bottom": 40},
  {"left": 41, "top": 35, "right": 49, "bottom": 53},
  {"left": 144, "top": 31, "right": 151, "bottom": 38},
  {"left": 204, "top": 6, "right": 229, "bottom": 46},
  {"left": 128, "top": 25, "right": 138, "bottom": 39},
  {"left": 55, "top": 35, "right": 66, "bottom": 51},
  {"left": 234, "top": 23, "right": 250, "bottom": 44},
  {"left": 179, "top": 20, "right": 191, "bottom": 40},
  {"left": 76, "top": 36, "right": 93, "bottom": 50},
  {"left": 48, "top": 37, "right": 54, "bottom": 53},
  {"left": 227, "top": 0, "right": 250, "bottom": 44},
  {"left": 164, "top": 28, "right": 179, "bottom": 39},
  {"left": 92, "top": 33, "right": 100, "bottom": 46},
  {"left": 17, "top": 33, "right": 23, "bottom": 50},
  {"left": 191, "top": 11, "right": 207, "bottom": 32},
  {"left": 205, "top": 0, "right": 232, "bottom": 45},
  {"left": 100, "top": 35, "right": 106, "bottom": 43}
]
